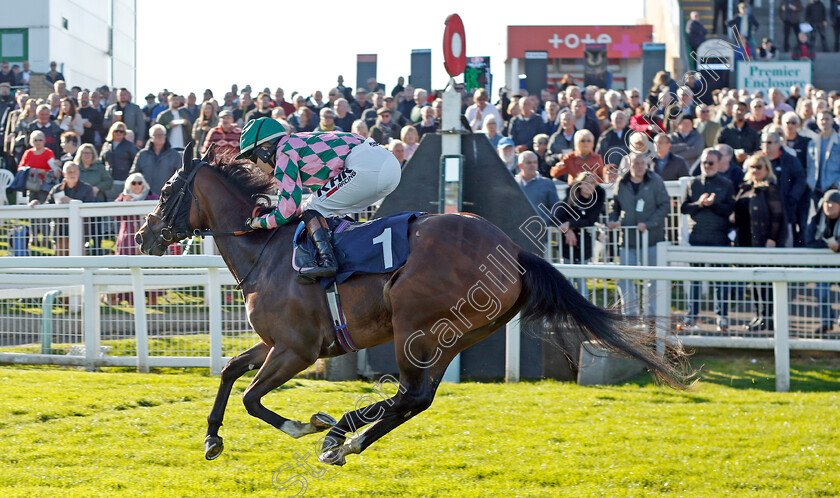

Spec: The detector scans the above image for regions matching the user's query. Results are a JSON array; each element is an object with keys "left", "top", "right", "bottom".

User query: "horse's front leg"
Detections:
[
  {"left": 205, "top": 342, "right": 270, "bottom": 460},
  {"left": 241, "top": 343, "right": 337, "bottom": 439}
]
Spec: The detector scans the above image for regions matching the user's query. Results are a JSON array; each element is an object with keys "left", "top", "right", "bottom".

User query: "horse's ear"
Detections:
[
  {"left": 201, "top": 143, "right": 215, "bottom": 165},
  {"left": 183, "top": 142, "right": 195, "bottom": 170}
]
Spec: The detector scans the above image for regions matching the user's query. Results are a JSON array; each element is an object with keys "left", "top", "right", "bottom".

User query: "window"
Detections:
[{"left": 0, "top": 29, "right": 28, "bottom": 62}]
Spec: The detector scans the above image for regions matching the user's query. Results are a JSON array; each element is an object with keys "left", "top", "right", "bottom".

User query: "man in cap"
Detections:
[
  {"left": 236, "top": 117, "right": 401, "bottom": 282},
  {"left": 497, "top": 137, "right": 517, "bottom": 174}
]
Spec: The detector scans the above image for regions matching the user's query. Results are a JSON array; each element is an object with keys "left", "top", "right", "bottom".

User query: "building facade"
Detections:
[{"left": 0, "top": 0, "right": 136, "bottom": 93}]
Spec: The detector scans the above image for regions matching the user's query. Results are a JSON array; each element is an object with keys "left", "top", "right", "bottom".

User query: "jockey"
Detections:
[{"left": 235, "top": 117, "right": 402, "bottom": 283}]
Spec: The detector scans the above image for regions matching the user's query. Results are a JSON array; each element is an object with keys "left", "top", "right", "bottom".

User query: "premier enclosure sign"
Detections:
[{"left": 736, "top": 61, "right": 812, "bottom": 92}]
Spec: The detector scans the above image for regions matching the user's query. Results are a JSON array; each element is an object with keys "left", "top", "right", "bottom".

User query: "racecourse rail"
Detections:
[{"left": 1, "top": 250, "right": 838, "bottom": 392}]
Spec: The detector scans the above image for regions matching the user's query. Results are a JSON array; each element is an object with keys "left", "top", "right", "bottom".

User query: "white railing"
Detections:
[{"left": 2, "top": 254, "right": 839, "bottom": 391}]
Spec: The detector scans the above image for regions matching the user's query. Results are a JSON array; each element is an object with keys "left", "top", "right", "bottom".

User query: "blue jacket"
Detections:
[
  {"left": 806, "top": 132, "right": 840, "bottom": 193},
  {"left": 771, "top": 150, "right": 808, "bottom": 221}
]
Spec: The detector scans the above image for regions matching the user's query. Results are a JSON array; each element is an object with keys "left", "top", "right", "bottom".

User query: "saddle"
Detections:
[{"left": 291, "top": 211, "right": 425, "bottom": 289}]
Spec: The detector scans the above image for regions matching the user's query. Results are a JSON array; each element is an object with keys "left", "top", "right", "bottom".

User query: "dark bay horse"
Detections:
[{"left": 135, "top": 145, "right": 686, "bottom": 466}]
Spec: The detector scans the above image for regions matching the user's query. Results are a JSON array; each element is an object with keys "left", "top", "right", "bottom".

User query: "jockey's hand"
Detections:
[{"left": 245, "top": 218, "right": 262, "bottom": 230}]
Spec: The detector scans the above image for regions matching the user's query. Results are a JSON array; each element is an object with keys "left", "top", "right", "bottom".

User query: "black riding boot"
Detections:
[{"left": 298, "top": 210, "right": 338, "bottom": 284}]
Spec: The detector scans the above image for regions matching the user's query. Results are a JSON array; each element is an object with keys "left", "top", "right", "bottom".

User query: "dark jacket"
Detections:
[
  {"left": 733, "top": 182, "right": 785, "bottom": 247},
  {"left": 681, "top": 173, "right": 736, "bottom": 246},
  {"left": 715, "top": 122, "right": 761, "bottom": 162},
  {"left": 686, "top": 19, "right": 708, "bottom": 49},
  {"left": 509, "top": 114, "right": 544, "bottom": 147},
  {"left": 100, "top": 139, "right": 139, "bottom": 182},
  {"left": 609, "top": 170, "right": 670, "bottom": 248},
  {"left": 805, "top": 0, "right": 827, "bottom": 24},
  {"left": 558, "top": 182, "right": 605, "bottom": 262},
  {"left": 805, "top": 197, "right": 840, "bottom": 248},
  {"left": 668, "top": 129, "right": 704, "bottom": 167},
  {"left": 77, "top": 106, "right": 103, "bottom": 145},
  {"left": 596, "top": 128, "right": 630, "bottom": 165},
  {"left": 129, "top": 140, "right": 182, "bottom": 195},
  {"left": 770, "top": 150, "right": 808, "bottom": 222},
  {"left": 787, "top": 133, "right": 811, "bottom": 169},
  {"left": 780, "top": 0, "right": 804, "bottom": 23},
  {"left": 651, "top": 152, "right": 689, "bottom": 181},
  {"left": 103, "top": 102, "right": 146, "bottom": 143},
  {"left": 46, "top": 179, "right": 96, "bottom": 204},
  {"left": 728, "top": 14, "right": 760, "bottom": 38},
  {"left": 26, "top": 120, "right": 63, "bottom": 157},
  {"left": 546, "top": 128, "right": 577, "bottom": 166}
]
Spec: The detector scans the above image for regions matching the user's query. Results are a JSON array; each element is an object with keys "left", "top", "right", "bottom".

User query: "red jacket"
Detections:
[{"left": 202, "top": 125, "right": 242, "bottom": 157}]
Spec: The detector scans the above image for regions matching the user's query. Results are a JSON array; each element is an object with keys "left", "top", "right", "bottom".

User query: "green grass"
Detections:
[{"left": 0, "top": 352, "right": 838, "bottom": 497}]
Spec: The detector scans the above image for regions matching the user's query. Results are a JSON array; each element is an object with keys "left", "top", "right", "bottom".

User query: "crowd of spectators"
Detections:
[{"left": 0, "top": 59, "right": 838, "bottom": 332}]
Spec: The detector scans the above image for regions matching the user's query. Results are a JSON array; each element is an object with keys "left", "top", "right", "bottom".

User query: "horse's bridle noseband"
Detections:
[{"left": 148, "top": 160, "right": 206, "bottom": 245}]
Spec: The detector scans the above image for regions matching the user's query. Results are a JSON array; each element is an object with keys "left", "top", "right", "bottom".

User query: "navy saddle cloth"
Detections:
[{"left": 294, "top": 211, "right": 425, "bottom": 288}]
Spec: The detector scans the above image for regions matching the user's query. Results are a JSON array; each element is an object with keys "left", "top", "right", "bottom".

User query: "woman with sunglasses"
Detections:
[
  {"left": 100, "top": 121, "right": 139, "bottom": 182},
  {"left": 549, "top": 129, "right": 605, "bottom": 186},
  {"left": 20, "top": 130, "right": 57, "bottom": 204},
  {"left": 732, "top": 154, "right": 785, "bottom": 331}
]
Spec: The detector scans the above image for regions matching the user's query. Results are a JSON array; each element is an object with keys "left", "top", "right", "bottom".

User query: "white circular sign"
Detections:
[{"left": 451, "top": 33, "right": 462, "bottom": 58}]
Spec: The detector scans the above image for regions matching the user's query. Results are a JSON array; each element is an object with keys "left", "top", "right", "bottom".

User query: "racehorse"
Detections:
[{"left": 135, "top": 143, "right": 686, "bottom": 466}]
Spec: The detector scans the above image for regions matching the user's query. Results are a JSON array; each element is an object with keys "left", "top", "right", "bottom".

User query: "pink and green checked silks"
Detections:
[{"left": 252, "top": 132, "right": 365, "bottom": 228}]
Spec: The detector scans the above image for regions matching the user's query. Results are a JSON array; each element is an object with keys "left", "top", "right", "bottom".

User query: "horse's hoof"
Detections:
[
  {"left": 318, "top": 448, "right": 346, "bottom": 466},
  {"left": 311, "top": 412, "right": 337, "bottom": 430},
  {"left": 204, "top": 435, "right": 224, "bottom": 460}
]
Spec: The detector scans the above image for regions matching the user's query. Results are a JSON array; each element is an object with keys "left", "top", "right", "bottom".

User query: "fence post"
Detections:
[
  {"left": 131, "top": 267, "right": 149, "bottom": 373},
  {"left": 82, "top": 268, "right": 100, "bottom": 371},
  {"left": 655, "top": 242, "right": 671, "bottom": 356},
  {"left": 202, "top": 236, "right": 216, "bottom": 255},
  {"left": 505, "top": 313, "right": 521, "bottom": 383},
  {"left": 68, "top": 200, "right": 83, "bottom": 256},
  {"left": 208, "top": 267, "right": 223, "bottom": 375},
  {"left": 772, "top": 281, "right": 791, "bottom": 392}
]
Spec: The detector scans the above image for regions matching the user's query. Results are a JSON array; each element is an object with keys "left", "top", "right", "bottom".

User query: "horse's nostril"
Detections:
[{"left": 134, "top": 232, "right": 143, "bottom": 246}]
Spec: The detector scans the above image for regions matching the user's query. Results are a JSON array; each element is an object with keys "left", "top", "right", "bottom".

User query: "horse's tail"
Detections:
[{"left": 516, "top": 250, "right": 689, "bottom": 389}]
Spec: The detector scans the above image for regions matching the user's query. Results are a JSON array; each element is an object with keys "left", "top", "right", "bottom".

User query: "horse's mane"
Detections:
[{"left": 204, "top": 155, "right": 279, "bottom": 217}]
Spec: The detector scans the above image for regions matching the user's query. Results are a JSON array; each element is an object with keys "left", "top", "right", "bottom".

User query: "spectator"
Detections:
[
  {"left": 100, "top": 121, "right": 139, "bottom": 182},
  {"left": 401, "top": 125, "right": 419, "bottom": 161},
  {"left": 686, "top": 11, "right": 708, "bottom": 61},
  {"left": 103, "top": 88, "right": 146, "bottom": 147},
  {"left": 792, "top": 31, "right": 816, "bottom": 60},
  {"left": 746, "top": 99, "right": 773, "bottom": 132},
  {"left": 368, "top": 107, "right": 399, "bottom": 145},
  {"left": 314, "top": 107, "right": 340, "bottom": 132},
  {"left": 558, "top": 172, "right": 605, "bottom": 288},
  {"left": 245, "top": 92, "right": 273, "bottom": 122},
  {"left": 680, "top": 148, "right": 736, "bottom": 331},
  {"left": 27, "top": 104, "right": 63, "bottom": 157},
  {"left": 6, "top": 97, "right": 37, "bottom": 162},
  {"left": 396, "top": 85, "right": 414, "bottom": 118},
  {"left": 53, "top": 80, "right": 68, "bottom": 99},
  {"left": 716, "top": 101, "right": 761, "bottom": 165},
  {"left": 351, "top": 88, "right": 372, "bottom": 117},
  {"left": 20, "top": 129, "right": 59, "bottom": 203},
  {"left": 350, "top": 119, "right": 368, "bottom": 138},
  {"left": 730, "top": 3, "right": 760, "bottom": 56},
  {"left": 571, "top": 98, "right": 601, "bottom": 142},
  {"left": 547, "top": 111, "right": 577, "bottom": 168},
  {"left": 333, "top": 98, "right": 355, "bottom": 133},
  {"left": 481, "top": 115, "right": 502, "bottom": 150},
  {"left": 415, "top": 106, "right": 437, "bottom": 138},
  {"left": 408, "top": 88, "right": 427, "bottom": 123},
  {"left": 761, "top": 130, "right": 809, "bottom": 245},
  {"left": 191, "top": 101, "right": 218, "bottom": 158},
  {"left": 3, "top": 93, "right": 27, "bottom": 157},
  {"left": 46, "top": 92, "right": 60, "bottom": 119},
  {"left": 782, "top": 112, "right": 811, "bottom": 168},
  {"left": 156, "top": 94, "right": 191, "bottom": 150},
  {"left": 531, "top": 134, "right": 551, "bottom": 178},
  {"left": 75, "top": 143, "right": 112, "bottom": 201},
  {"left": 273, "top": 87, "right": 295, "bottom": 116},
  {"left": 832, "top": 0, "right": 840, "bottom": 51},
  {"left": 114, "top": 173, "right": 157, "bottom": 245},
  {"left": 712, "top": 144, "right": 746, "bottom": 187},
  {"left": 732, "top": 154, "right": 785, "bottom": 330},
  {"left": 288, "top": 106, "right": 315, "bottom": 133},
  {"left": 56, "top": 98, "right": 83, "bottom": 136},
  {"left": 129, "top": 124, "right": 181, "bottom": 195},
  {"left": 497, "top": 137, "right": 517, "bottom": 174},
  {"left": 596, "top": 110, "right": 631, "bottom": 170},
  {"left": 367, "top": 77, "right": 385, "bottom": 94},
  {"left": 805, "top": 189, "right": 840, "bottom": 334},
  {"left": 502, "top": 100, "right": 520, "bottom": 138},
  {"left": 669, "top": 115, "right": 705, "bottom": 168},
  {"left": 758, "top": 37, "right": 780, "bottom": 60},
  {"left": 608, "top": 152, "right": 670, "bottom": 316},
  {"left": 780, "top": 0, "right": 805, "bottom": 51},
  {"left": 695, "top": 104, "right": 722, "bottom": 148},
  {"left": 202, "top": 110, "right": 241, "bottom": 158},
  {"left": 58, "top": 131, "right": 80, "bottom": 164},
  {"left": 465, "top": 88, "right": 501, "bottom": 133},
  {"left": 387, "top": 139, "right": 406, "bottom": 167},
  {"left": 515, "top": 150, "right": 561, "bottom": 236},
  {"left": 768, "top": 88, "right": 794, "bottom": 115},
  {"left": 806, "top": 0, "right": 830, "bottom": 51},
  {"left": 542, "top": 100, "right": 561, "bottom": 136},
  {"left": 806, "top": 111, "right": 840, "bottom": 210},
  {"left": 550, "top": 129, "right": 605, "bottom": 185},
  {"left": 361, "top": 92, "right": 383, "bottom": 129},
  {"left": 44, "top": 61, "right": 65, "bottom": 85},
  {"left": 30, "top": 161, "right": 95, "bottom": 255},
  {"left": 18, "top": 60, "right": 31, "bottom": 88},
  {"left": 234, "top": 92, "right": 253, "bottom": 126},
  {"left": 0, "top": 62, "right": 14, "bottom": 85},
  {"left": 509, "top": 98, "right": 543, "bottom": 150},
  {"left": 77, "top": 91, "right": 103, "bottom": 147},
  {"left": 713, "top": 0, "right": 728, "bottom": 34},
  {"left": 629, "top": 100, "right": 666, "bottom": 139},
  {"left": 651, "top": 133, "right": 690, "bottom": 180}
]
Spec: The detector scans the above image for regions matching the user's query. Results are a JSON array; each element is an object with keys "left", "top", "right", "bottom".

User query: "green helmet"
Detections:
[{"left": 235, "top": 117, "right": 288, "bottom": 160}]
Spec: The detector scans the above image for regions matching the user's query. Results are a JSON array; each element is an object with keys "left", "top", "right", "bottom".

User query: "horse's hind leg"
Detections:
[
  {"left": 205, "top": 341, "right": 270, "bottom": 460},
  {"left": 241, "top": 343, "right": 337, "bottom": 439}
]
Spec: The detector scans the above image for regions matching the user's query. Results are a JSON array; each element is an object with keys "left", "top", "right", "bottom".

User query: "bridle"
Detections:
[{"left": 144, "top": 156, "right": 275, "bottom": 289}]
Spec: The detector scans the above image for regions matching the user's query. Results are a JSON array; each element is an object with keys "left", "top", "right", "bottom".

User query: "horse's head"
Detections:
[{"left": 136, "top": 142, "right": 212, "bottom": 255}]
